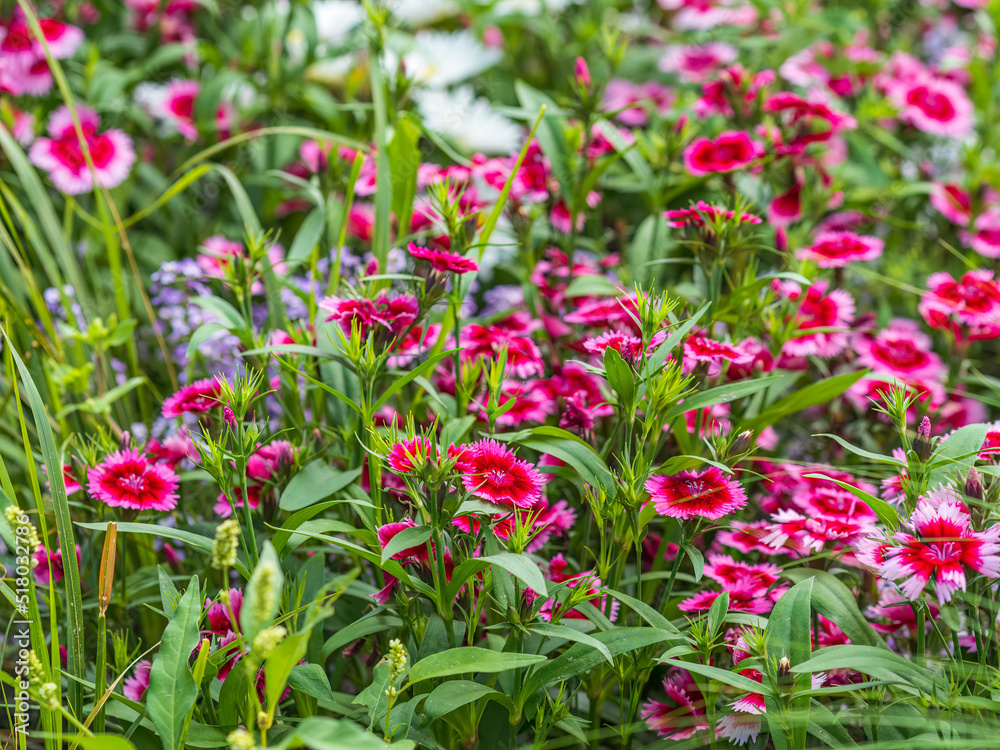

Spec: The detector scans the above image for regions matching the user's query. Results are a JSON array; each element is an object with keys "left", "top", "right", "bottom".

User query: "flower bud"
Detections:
[
  {"left": 913, "top": 416, "right": 933, "bottom": 462},
  {"left": 256, "top": 711, "right": 272, "bottom": 730},
  {"left": 574, "top": 57, "right": 591, "bottom": 89},
  {"left": 387, "top": 638, "right": 408, "bottom": 683},
  {"left": 777, "top": 655, "right": 792, "bottom": 677},
  {"left": 224, "top": 406, "right": 237, "bottom": 429},
  {"left": 252, "top": 625, "right": 287, "bottom": 659},
  {"left": 966, "top": 467, "right": 984, "bottom": 501}
]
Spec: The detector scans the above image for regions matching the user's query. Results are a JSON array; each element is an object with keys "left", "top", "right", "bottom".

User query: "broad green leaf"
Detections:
[
  {"left": 742, "top": 370, "right": 868, "bottom": 431},
  {"left": 422, "top": 680, "right": 513, "bottom": 721},
  {"left": 929, "top": 422, "right": 988, "bottom": 488},
  {"left": 665, "top": 376, "right": 783, "bottom": 421},
  {"left": 381, "top": 526, "right": 432, "bottom": 565},
  {"left": 268, "top": 716, "right": 399, "bottom": 750},
  {"left": 407, "top": 647, "right": 546, "bottom": 685},
  {"left": 659, "top": 658, "right": 764, "bottom": 693},
  {"left": 503, "top": 425, "right": 615, "bottom": 496},
  {"left": 783, "top": 569, "right": 885, "bottom": 650},
  {"left": 288, "top": 205, "right": 328, "bottom": 260},
  {"left": 287, "top": 663, "right": 337, "bottom": 703},
  {"left": 147, "top": 575, "right": 201, "bottom": 750},
  {"left": 530, "top": 622, "right": 613, "bottom": 664},
  {"left": 603, "top": 347, "right": 635, "bottom": 409},
  {"left": 279, "top": 462, "right": 364, "bottom": 511},
  {"left": 523, "top": 628, "right": 674, "bottom": 697}
]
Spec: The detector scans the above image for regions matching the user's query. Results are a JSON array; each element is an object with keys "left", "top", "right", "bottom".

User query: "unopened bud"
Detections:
[
  {"left": 574, "top": 57, "right": 591, "bottom": 89},
  {"left": 731, "top": 430, "right": 754, "bottom": 456},
  {"left": 913, "top": 416, "right": 933, "bottom": 462},
  {"left": 387, "top": 638, "right": 408, "bottom": 683},
  {"left": 224, "top": 406, "right": 237, "bottom": 428},
  {"left": 777, "top": 655, "right": 792, "bottom": 677},
  {"left": 966, "top": 467, "right": 983, "bottom": 501},
  {"left": 256, "top": 711, "right": 272, "bottom": 730}
]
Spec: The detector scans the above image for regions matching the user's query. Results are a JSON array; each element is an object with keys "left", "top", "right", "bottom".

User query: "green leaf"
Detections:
[
  {"left": 665, "top": 376, "right": 783, "bottom": 421},
  {"left": 190, "top": 296, "right": 244, "bottom": 330},
  {"left": 388, "top": 113, "right": 421, "bottom": 238},
  {"left": 742, "top": 370, "right": 869, "bottom": 431},
  {"left": 659, "top": 658, "right": 765, "bottom": 693},
  {"left": 323, "top": 616, "right": 403, "bottom": 660},
  {"left": 373, "top": 350, "right": 457, "bottom": 411},
  {"left": 288, "top": 206, "right": 327, "bottom": 260},
  {"left": 514, "top": 81, "right": 570, "bottom": 201},
  {"left": 523, "top": 628, "right": 674, "bottom": 697},
  {"left": 67, "top": 736, "right": 137, "bottom": 750},
  {"left": 478, "top": 552, "right": 547, "bottom": 595},
  {"left": 279, "top": 461, "right": 364, "bottom": 511},
  {"left": 706, "top": 591, "right": 729, "bottom": 637},
  {"left": 503, "top": 426, "right": 615, "bottom": 496},
  {"left": 783, "top": 569, "right": 886, "bottom": 649},
  {"left": 287, "top": 663, "right": 337, "bottom": 703},
  {"left": 268, "top": 716, "right": 398, "bottom": 750},
  {"left": 803, "top": 473, "right": 899, "bottom": 530},
  {"left": 530, "top": 622, "right": 613, "bottom": 664},
  {"left": 766, "top": 578, "right": 814, "bottom": 750},
  {"left": 791, "top": 645, "right": 939, "bottom": 695},
  {"left": 422, "top": 680, "right": 513, "bottom": 721},
  {"left": 929, "top": 422, "right": 988, "bottom": 488},
  {"left": 813, "top": 434, "right": 906, "bottom": 467},
  {"left": 147, "top": 575, "right": 201, "bottom": 750},
  {"left": 381, "top": 526, "right": 432, "bottom": 565},
  {"left": 603, "top": 347, "right": 635, "bottom": 409},
  {"left": 241, "top": 543, "right": 283, "bottom": 647},
  {"left": 407, "top": 647, "right": 546, "bottom": 685},
  {"left": 266, "top": 630, "right": 313, "bottom": 713}
]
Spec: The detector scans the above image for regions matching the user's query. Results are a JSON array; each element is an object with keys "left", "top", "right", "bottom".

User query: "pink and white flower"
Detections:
[
  {"left": 28, "top": 105, "right": 135, "bottom": 194},
  {"left": 796, "top": 231, "right": 884, "bottom": 268}
]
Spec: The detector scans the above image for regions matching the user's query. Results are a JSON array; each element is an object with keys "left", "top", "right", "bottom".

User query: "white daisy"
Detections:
[
  {"left": 413, "top": 86, "right": 522, "bottom": 154},
  {"left": 311, "top": 0, "right": 366, "bottom": 47},
  {"left": 400, "top": 30, "right": 502, "bottom": 89}
]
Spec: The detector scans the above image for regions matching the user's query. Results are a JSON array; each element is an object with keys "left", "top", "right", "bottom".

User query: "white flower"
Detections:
[
  {"left": 400, "top": 30, "right": 501, "bottom": 89},
  {"left": 311, "top": 0, "right": 366, "bottom": 47},
  {"left": 388, "top": 0, "right": 459, "bottom": 26},
  {"left": 305, "top": 54, "right": 357, "bottom": 85},
  {"left": 414, "top": 86, "right": 521, "bottom": 154},
  {"left": 492, "top": 0, "right": 582, "bottom": 15}
]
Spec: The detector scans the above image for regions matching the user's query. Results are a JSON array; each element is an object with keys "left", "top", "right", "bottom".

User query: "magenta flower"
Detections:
[
  {"left": 888, "top": 76, "right": 973, "bottom": 139},
  {"left": 28, "top": 105, "right": 135, "bottom": 194},
  {"left": 32, "top": 544, "right": 80, "bottom": 585},
  {"left": 123, "top": 660, "right": 152, "bottom": 702},
  {"left": 796, "top": 231, "right": 884, "bottom": 268},
  {"left": 88, "top": 448, "right": 179, "bottom": 512},
  {"left": 460, "top": 439, "right": 543, "bottom": 510},
  {"left": 853, "top": 319, "right": 944, "bottom": 380},
  {"left": 683, "top": 130, "right": 764, "bottom": 176},
  {"left": 780, "top": 280, "right": 855, "bottom": 359},
  {"left": 407, "top": 242, "right": 478, "bottom": 274},
  {"left": 659, "top": 42, "right": 737, "bottom": 83},
  {"left": 161, "top": 377, "right": 222, "bottom": 418},
  {"left": 919, "top": 270, "right": 1000, "bottom": 331},
  {"left": 646, "top": 467, "right": 747, "bottom": 520},
  {"left": 929, "top": 182, "right": 972, "bottom": 225},
  {"left": 640, "top": 669, "right": 709, "bottom": 739}
]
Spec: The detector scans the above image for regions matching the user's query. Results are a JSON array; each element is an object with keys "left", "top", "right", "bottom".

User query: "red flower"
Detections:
[
  {"left": 796, "top": 231, "right": 883, "bottom": 268},
  {"left": 161, "top": 377, "right": 222, "bottom": 418},
  {"left": 640, "top": 669, "right": 709, "bottom": 740},
  {"left": 646, "top": 467, "right": 747, "bottom": 520},
  {"left": 407, "top": 242, "right": 478, "bottom": 274},
  {"left": 88, "top": 448, "right": 179, "bottom": 512},
  {"left": 683, "top": 131, "right": 764, "bottom": 176},
  {"left": 461, "top": 439, "right": 543, "bottom": 509}
]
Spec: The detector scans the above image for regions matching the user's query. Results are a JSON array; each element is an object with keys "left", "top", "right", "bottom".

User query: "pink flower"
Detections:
[
  {"left": 583, "top": 330, "right": 665, "bottom": 364},
  {"left": 853, "top": 319, "right": 944, "bottom": 380},
  {"left": 683, "top": 335, "right": 754, "bottom": 375},
  {"left": 460, "top": 324, "right": 544, "bottom": 378},
  {"left": 768, "top": 182, "right": 802, "bottom": 226},
  {"left": 28, "top": 105, "right": 135, "bottom": 194},
  {"left": 161, "top": 378, "right": 223, "bottom": 418},
  {"left": 123, "top": 660, "right": 153, "bottom": 702},
  {"left": 919, "top": 270, "right": 1000, "bottom": 330},
  {"left": 407, "top": 242, "right": 478, "bottom": 274},
  {"left": 386, "top": 437, "right": 471, "bottom": 474},
  {"left": 472, "top": 380, "right": 557, "bottom": 427},
  {"left": 32, "top": 544, "right": 80, "bottom": 585},
  {"left": 1, "top": 19, "right": 83, "bottom": 63},
  {"left": 796, "top": 231, "right": 884, "bottom": 268},
  {"left": 888, "top": 76, "right": 974, "bottom": 139},
  {"left": 664, "top": 201, "right": 762, "bottom": 229},
  {"left": 678, "top": 579, "right": 777, "bottom": 615},
  {"left": 968, "top": 208, "right": 1000, "bottom": 259},
  {"left": 704, "top": 553, "right": 781, "bottom": 589},
  {"left": 461, "top": 439, "right": 544, "bottom": 510},
  {"left": 780, "top": 280, "right": 855, "bottom": 358},
  {"left": 601, "top": 79, "right": 673, "bottom": 126},
  {"left": 319, "top": 294, "right": 419, "bottom": 339},
  {"left": 659, "top": 42, "right": 737, "bottom": 83},
  {"left": 646, "top": 467, "right": 747, "bottom": 520},
  {"left": 88, "top": 448, "right": 179, "bottom": 512},
  {"left": 641, "top": 669, "right": 710, "bottom": 739},
  {"left": 878, "top": 500, "right": 1000, "bottom": 604},
  {"left": 135, "top": 79, "right": 200, "bottom": 140},
  {"left": 683, "top": 130, "right": 764, "bottom": 176},
  {"left": 535, "top": 553, "right": 617, "bottom": 621},
  {"left": 929, "top": 182, "right": 972, "bottom": 225}
]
